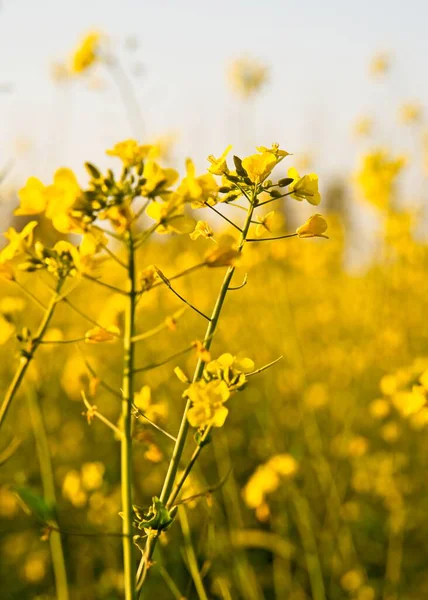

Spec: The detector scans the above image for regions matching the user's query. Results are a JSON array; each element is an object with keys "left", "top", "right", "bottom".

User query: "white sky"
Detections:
[{"left": 0, "top": 0, "right": 427, "bottom": 211}]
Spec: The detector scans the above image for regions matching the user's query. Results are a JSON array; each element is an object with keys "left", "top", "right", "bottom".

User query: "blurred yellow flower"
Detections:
[
  {"left": 0, "top": 221, "right": 38, "bottom": 264},
  {"left": 106, "top": 139, "right": 152, "bottom": 166},
  {"left": 228, "top": 56, "right": 268, "bottom": 98},
  {"left": 354, "top": 117, "right": 373, "bottom": 137},
  {"left": 85, "top": 325, "right": 120, "bottom": 343},
  {"left": 355, "top": 150, "right": 405, "bottom": 210},
  {"left": 399, "top": 102, "right": 423, "bottom": 125},
  {"left": 190, "top": 220, "right": 215, "bottom": 241},
  {"left": 16, "top": 177, "right": 47, "bottom": 215},
  {"left": 70, "top": 31, "right": 102, "bottom": 74},
  {"left": 370, "top": 52, "right": 390, "bottom": 77},
  {"left": 208, "top": 145, "right": 232, "bottom": 175},
  {"left": 178, "top": 159, "right": 218, "bottom": 207}
]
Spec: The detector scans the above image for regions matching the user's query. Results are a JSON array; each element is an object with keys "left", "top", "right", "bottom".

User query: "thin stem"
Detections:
[
  {"left": 83, "top": 273, "right": 128, "bottom": 295},
  {"left": 136, "top": 190, "right": 256, "bottom": 593},
  {"left": 39, "top": 337, "right": 87, "bottom": 345},
  {"left": 0, "top": 280, "right": 63, "bottom": 431},
  {"left": 256, "top": 190, "right": 295, "bottom": 208},
  {"left": 107, "top": 59, "right": 144, "bottom": 137},
  {"left": 14, "top": 280, "right": 47, "bottom": 311},
  {"left": 121, "top": 231, "right": 137, "bottom": 600},
  {"left": 101, "top": 243, "right": 128, "bottom": 269},
  {"left": 62, "top": 298, "right": 122, "bottom": 337},
  {"left": 82, "top": 392, "right": 123, "bottom": 438},
  {"left": 93, "top": 225, "right": 124, "bottom": 242},
  {"left": 158, "top": 279, "right": 211, "bottom": 322},
  {"left": 178, "top": 506, "right": 209, "bottom": 600},
  {"left": 132, "top": 404, "right": 177, "bottom": 442},
  {"left": 27, "top": 387, "right": 69, "bottom": 600},
  {"left": 167, "top": 427, "right": 211, "bottom": 508},
  {"left": 204, "top": 203, "right": 243, "bottom": 233},
  {"left": 247, "top": 233, "right": 298, "bottom": 242},
  {"left": 131, "top": 307, "right": 186, "bottom": 343},
  {"left": 133, "top": 345, "right": 194, "bottom": 374}
]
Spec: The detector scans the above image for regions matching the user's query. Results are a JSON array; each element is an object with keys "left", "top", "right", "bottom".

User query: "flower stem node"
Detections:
[{"left": 131, "top": 497, "right": 178, "bottom": 535}]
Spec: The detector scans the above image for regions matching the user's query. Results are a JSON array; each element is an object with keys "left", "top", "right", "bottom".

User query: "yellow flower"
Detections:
[
  {"left": 288, "top": 167, "right": 321, "bottom": 205},
  {"left": 106, "top": 140, "right": 153, "bottom": 166},
  {"left": 0, "top": 314, "right": 15, "bottom": 345},
  {"left": 85, "top": 325, "right": 121, "bottom": 343},
  {"left": 141, "top": 161, "right": 179, "bottom": 198},
  {"left": 189, "top": 221, "right": 215, "bottom": 241},
  {"left": 207, "top": 145, "right": 232, "bottom": 175},
  {"left": 341, "top": 569, "right": 364, "bottom": 592},
  {"left": 16, "top": 177, "right": 48, "bottom": 215},
  {"left": 242, "top": 152, "right": 278, "bottom": 184},
  {"left": 399, "top": 103, "right": 423, "bottom": 125},
  {"left": 296, "top": 214, "right": 328, "bottom": 239},
  {"left": 45, "top": 168, "right": 82, "bottom": 233},
  {"left": 370, "top": 52, "right": 390, "bottom": 77},
  {"left": 0, "top": 221, "right": 38, "bottom": 264},
  {"left": 355, "top": 150, "right": 405, "bottom": 210},
  {"left": 228, "top": 56, "right": 268, "bottom": 98},
  {"left": 354, "top": 117, "right": 373, "bottom": 137},
  {"left": 255, "top": 211, "right": 277, "bottom": 237},
  {"left": 79, "top": 230, "right": 108, "bottom": 257},
  {"left": 186, "top": 379, "right": 230, "bottom": 428},
  {"left": 70, "top": 31, "right": 101, "bottom": 74},
  {"left": 0, "top": 263, "right": 15, "bottom": 281},
  {"left": 146, "top": 196, "right": 195, "bottom": 234},
  {"left": 205, "top": 244, "right": 240, "bottom": 267},
  {"left": 178, "top": 159, "right": 218, "bottom": 207},
  {"left": 391, "top": 386, "right": 426, "bottom": 417},
  {"left": 243, "top": 453, "right": 298, "bottom": 509}
]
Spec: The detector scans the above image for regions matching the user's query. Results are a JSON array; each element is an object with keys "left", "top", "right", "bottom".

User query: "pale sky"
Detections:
[{"left": 1, "top": 0, "right": 427, "bottom": 204}]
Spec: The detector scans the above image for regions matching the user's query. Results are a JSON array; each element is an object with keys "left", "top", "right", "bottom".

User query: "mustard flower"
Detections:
[
  {"left": 16, "top": 177, "right": 47, "bottom": 215},
  {"left": 106, "top": 140, "right": 153, "bottom": 167},
  {"left": 70, "top": 31, "right": 102, "bottom": 74},
  {"left": 296, "top": 214, "right": 328, "bottom": 239},
  {"left": 189, "top": 221, "right": 215, "bottom": 241},
  {"left": 85, "top": 325, "right": 121, "bottom": 343},
  {"left": 287, "top": 167, "right": 321, "bottom": 205},
  {"left": 178, "top": 159, "right": 218, "bottom": 207},
  {"left": 228, "top": 56, "right": 268, "bottom": 99},
  {"left": 185, "top": 379, "right": 230, "bottom": 429},
  {"left": 207, "top": 145, "right": 232, "bottom": 176},
  {"left": 399, "top": 103, "right": 423, "bottom": 125},
  {"left": 140, "top": 162, "right": 179, "bottom": 198},
  {"left": 146, "top": 195, "right": 195, "bottom": 234},
  {"left": 355, "top": 150, "right": 405, "bottom": 210},
  {"left": 0, "top": 221, "right": 38, "bottom": 264}
]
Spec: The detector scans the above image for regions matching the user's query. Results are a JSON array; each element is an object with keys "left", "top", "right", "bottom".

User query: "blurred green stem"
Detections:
[
  {"left": 0, "top": 280, "right": 63, "bottom": 431},
  {"left": 178, "top": 506, "right": 209, "bottom": 600},
  {"left": 122, "top": 231, "right": 137, "bottom": 600},
  {"left": 137, "top": 192, "right": 256, "bottom": 595},
  {"left": 27, "top": 387, "right": 69, "bottom": 600}
]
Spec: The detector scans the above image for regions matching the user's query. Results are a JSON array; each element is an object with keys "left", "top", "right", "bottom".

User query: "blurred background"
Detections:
[{"left": 1, "top": 1, "right": 428, "bottom": 599}]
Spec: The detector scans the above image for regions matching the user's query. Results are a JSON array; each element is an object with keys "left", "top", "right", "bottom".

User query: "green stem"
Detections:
[
  {"left": 178, "top": 506, "right": 209, "bottom": 600},
  {"left": 0, "top": 280, "right": 63, "bottom": 431},
  {"left": 27, "top": 387, "right": 69, "bottom": 600},
  {"left": 121, "top": 232, "right": 137, "bottom": 600},
  {"left": 136, "top": 193, "right": 256, "bottom": 594}
]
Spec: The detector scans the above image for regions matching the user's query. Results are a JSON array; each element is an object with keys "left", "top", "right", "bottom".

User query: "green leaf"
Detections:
[{"left": 14, "top": 486, "right": 55, "bottom": 522}]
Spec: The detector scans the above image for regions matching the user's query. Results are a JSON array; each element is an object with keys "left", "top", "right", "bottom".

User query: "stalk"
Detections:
[
  {"left": 121, "top": 231, "right": 137, "bottom": 600},
  {"left": 137, "top": 193, "right": 256, "bottom": 593},
  {"left": 0, "top": 280, "right": 63, "bottom": 431},
  {"left": 27, "top": 387, "right": 69, "bottom": 600}
]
